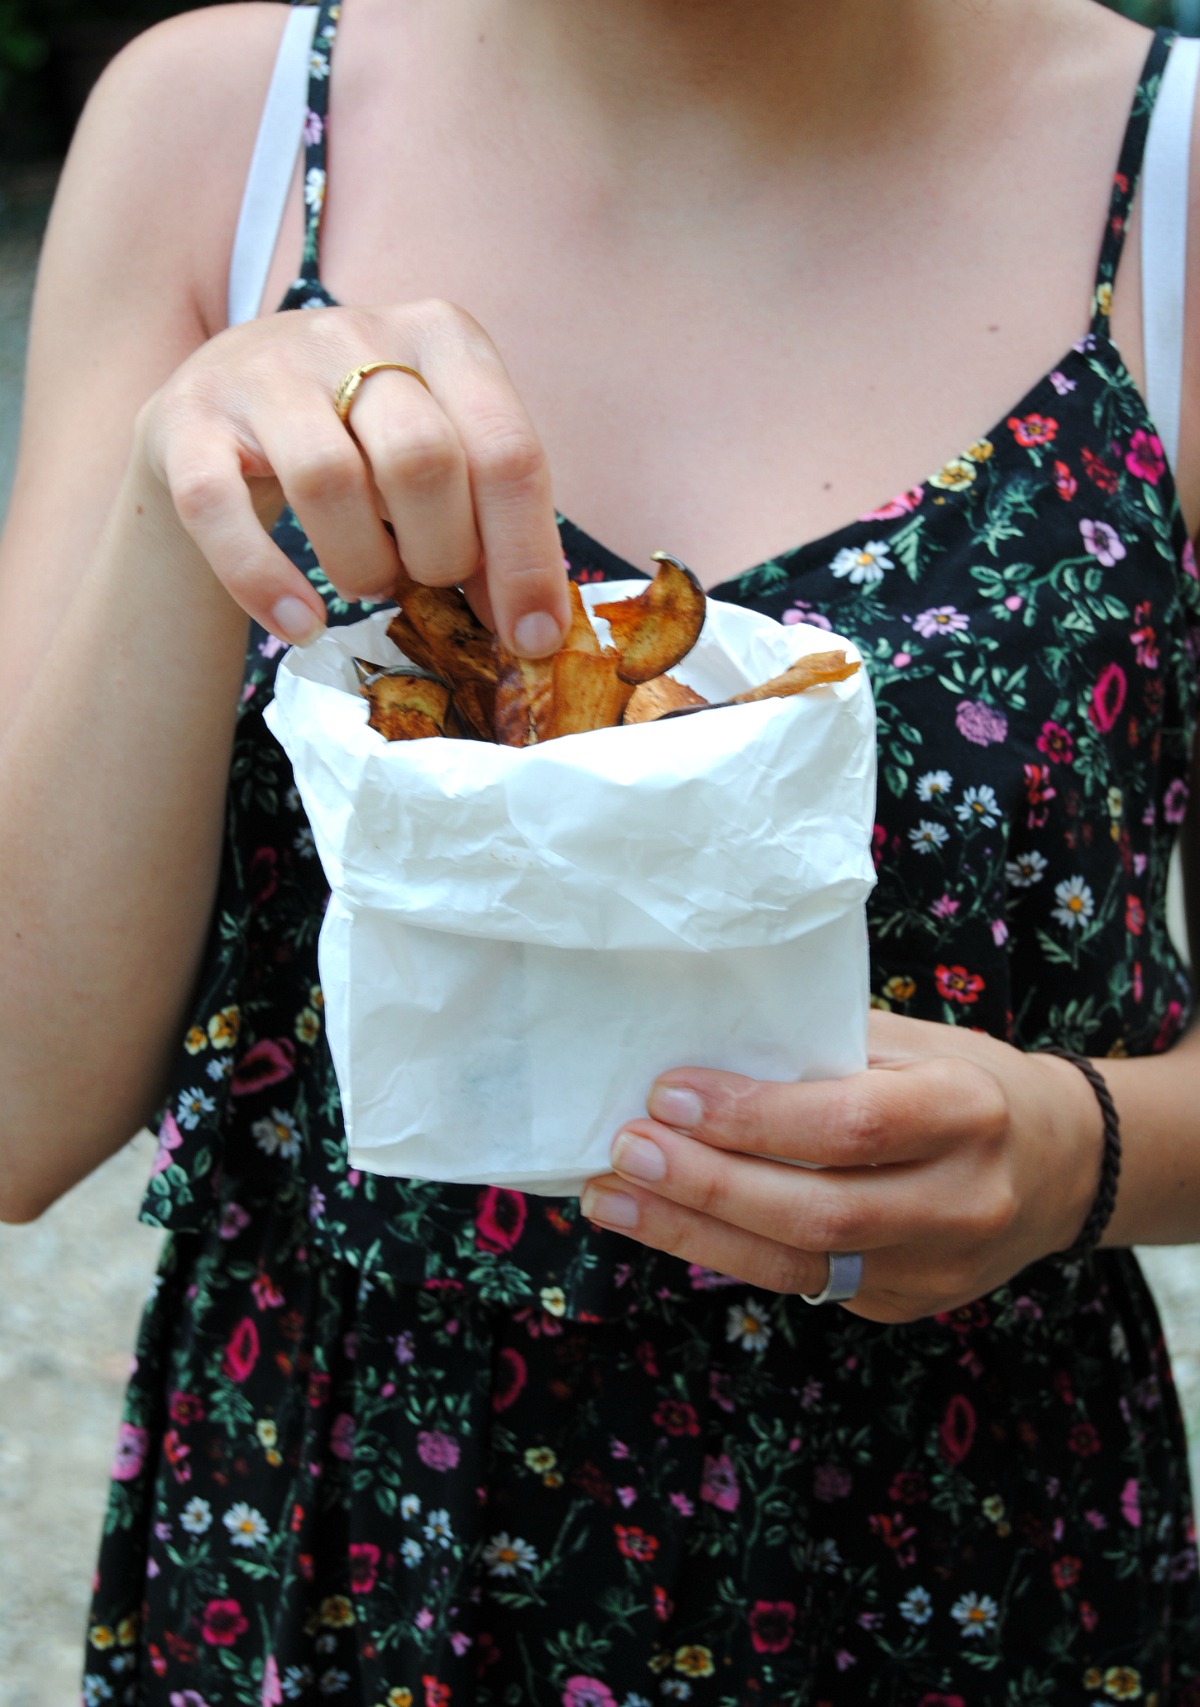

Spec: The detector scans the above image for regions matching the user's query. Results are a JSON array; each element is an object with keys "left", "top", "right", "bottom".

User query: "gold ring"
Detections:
[{"left": 333, "top": 362, "right": 431, "bottom": 427}]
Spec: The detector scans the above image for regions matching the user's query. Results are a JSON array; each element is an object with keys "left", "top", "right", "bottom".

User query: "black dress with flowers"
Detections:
[{"left": 84, "top": 14, "right": 1200, "bottom": 1707}]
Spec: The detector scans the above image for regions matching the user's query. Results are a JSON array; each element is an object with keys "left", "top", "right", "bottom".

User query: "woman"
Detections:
[{"left": 2, "top": 0, "right": 1199, "bottom": 1699}]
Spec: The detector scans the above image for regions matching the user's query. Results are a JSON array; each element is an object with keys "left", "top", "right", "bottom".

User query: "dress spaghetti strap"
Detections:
[{"left": 1091, "top": 27, "right": 1175, "bottom": 338}]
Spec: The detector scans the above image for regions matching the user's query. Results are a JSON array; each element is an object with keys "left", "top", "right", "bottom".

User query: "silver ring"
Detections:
[{"left": 801, "top": 1251, "right": 863, "bottom": 1306}]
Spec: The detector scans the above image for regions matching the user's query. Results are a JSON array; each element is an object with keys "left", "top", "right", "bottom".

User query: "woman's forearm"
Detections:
[{"left": 1096, "top": 1025, "right": 1200, "bottom": 1248}]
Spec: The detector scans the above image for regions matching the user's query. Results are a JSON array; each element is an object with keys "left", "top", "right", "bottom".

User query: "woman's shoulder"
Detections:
[{"left": 64, "top": 4, "right": 303, "bottom": 332}]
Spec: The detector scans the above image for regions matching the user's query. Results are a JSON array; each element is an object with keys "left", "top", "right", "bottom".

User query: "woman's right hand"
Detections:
[{"left": 140, "top": 299, "right": 571, "bottom": 656}]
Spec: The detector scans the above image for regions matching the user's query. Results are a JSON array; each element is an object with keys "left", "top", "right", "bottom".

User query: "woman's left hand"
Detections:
[{"left": 580, "top": 1011, "right": 1106, "bottom": 1322}]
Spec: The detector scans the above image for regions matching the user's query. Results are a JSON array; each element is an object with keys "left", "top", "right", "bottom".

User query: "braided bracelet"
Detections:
[{"left": 1040, "top": 1046, "right": 1122, "bottom": 1256}]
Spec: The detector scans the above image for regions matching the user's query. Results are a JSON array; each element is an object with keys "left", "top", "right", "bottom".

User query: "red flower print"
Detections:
[
  {"left": 491, "top": 1347, "right": 527, "bottom": 1413},
  {"left": 614, "top": 1524, "right": 659, "bottom": 1561},
  {"left": 1126, "top": 428, "right": 1166, "bottom": 484},
  {"left": 201, "top": 1598, "right": 249, "bottom": 1646},
  {"left": 654, "top": 1584, "right": 674, "bottom": 1622},
  {"left": 1036, "top": 720, "right": 1074, "bottom": 765},
  {"left": 1008, "top": 412, "right": 1058, "bottom": 448},
  {"left": 749, "top": 1600, "right": 796, "bottom": 1654},
  {"left": 306, "top": 1370, "right": 331, "bottom": 1408},
  {"left": 349, "top": 1542, "right": 380, "bottom": 1593},
  {"left": 934, "top": 965, "right": 985, "bottom": 1005},
  {"left": 474, "top": 1186, "right": 527, "bottom": 1254},
  {"left": 329, "top": 1412, "right": 355, "bottom": 1462},
  {"left": 1053, "top": 459, "right": 1077, "bottom": 501},
  {"left": 1068, "top": 1421, "right": 1100, "bottom": 1457},
  {"left": 1023, "top": 762, "right": 1057, "bottom": 830},
  {"left": 938, "top": 1394, "right": 976, "bottom": 1465},
  {"left": 888, "top": 1470, "right": 929, "bottom": 1504},
  {"left": 169, "top": 1392, "right": 205, "bottom": 1427},
  {"left": 1089, "top": 662, "right": 1127, "bottom": 733},
  {"left": 652, "top": 1399, "right": 699, "bottom": 1437},
  {"left": 221, "top": 1317, "right": 260, "bottom": 1383},
  {"left": 918, "top": 1697, "right": 966, "bottom": 1707},
  {"left": 700, "top": 1452, "right": 741, "bottom": 1512},
  {"left": 423, "top": 1677, "right": 452, "bottom": 1707},
  {"left": 1126, "top": 895, "right": 1145, "bottom": 937},
  {"left": 231, "top": 1037, "right": 295, "bottom": 1096},
  {"left": 1156, "top": 1000, "right": 1185, "bottom": 1051},
  {"left": 252, "top": 1271, "right": 286, "bottom": 1310},
  {"left": 867, "top": 1512, "right": 917, "bottom": 1567},
  {"left": 1130, "top": 601, "right": 1159, "bottom": 670},
  {"left": 163, "top": 1631, "right": 197, "bottom": 1664},
  {"left": 162, "top": 1428, "right": 191, "bottom": 1485},
  {"left": 1052, "top": 1555, "right": 1082, "bottom": 1590},
  {"left": 249, "top": 847, "right": 278, "bottom": 909},
  {"left": 1081, "top": 446, "right": 1119, "bottom": 492}
]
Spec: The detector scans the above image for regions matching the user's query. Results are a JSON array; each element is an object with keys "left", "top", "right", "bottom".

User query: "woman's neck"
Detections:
[{"left": 463, "top": 0, "right": 970, "bottom": 166}]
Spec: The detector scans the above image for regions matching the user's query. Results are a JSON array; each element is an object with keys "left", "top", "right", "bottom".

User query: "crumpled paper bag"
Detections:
[{"left": 265, "top": 584, "right": 877, "bottom": 1194}]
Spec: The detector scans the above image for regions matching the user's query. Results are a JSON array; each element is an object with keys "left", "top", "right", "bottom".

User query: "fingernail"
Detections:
[
  {"left": 271, "top": 596, "right": 324, "bottom": 646},
  {"left": 580, "top": 1185, "right": 639, "bottom": 1229},
  {"left": 512, "top": 610, "right": 564, "bottom": 657},
  {"left": 612, "top": 1131, "right": 667, "bottom": 1183},
  {"left": 647, "top": 1085, "right": 703, "bottom": 1131}
]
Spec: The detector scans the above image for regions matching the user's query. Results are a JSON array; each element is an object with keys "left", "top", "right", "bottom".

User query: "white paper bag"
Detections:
[{"left": 265, "top": 585, "right": 877, "bottom": 1195}]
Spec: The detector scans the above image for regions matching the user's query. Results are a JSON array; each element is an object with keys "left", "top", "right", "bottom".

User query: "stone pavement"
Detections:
[{"left": 1, "top": 168, "right": 1199, "bottom": 1707}]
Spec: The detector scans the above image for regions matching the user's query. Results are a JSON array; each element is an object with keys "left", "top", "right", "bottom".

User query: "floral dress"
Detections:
[{"left": 84, "top": 13, "right": 1200, "bottom": 1707}]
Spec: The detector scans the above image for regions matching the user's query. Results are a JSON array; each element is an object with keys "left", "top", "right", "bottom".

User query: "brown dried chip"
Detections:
[
  {"left": 593, "top": 553, "right": 706, "bottom": 684},
  {"left": 727, "top": 650, "right": 860, "bottom": 704},
  {"left": 386, "top": 584, "right": 497, "bottom": 739},
  {"left": 622, "top": 674, "right": 709, "bottom": 725},
  {"left": 542, "top": 649, "right": 635, "bottom": 738},
  {"left": 357, "top": 664, "right": 453, "bottom": 742}
]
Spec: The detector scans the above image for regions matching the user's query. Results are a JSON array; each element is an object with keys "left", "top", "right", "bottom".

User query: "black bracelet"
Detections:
[{"left": 1040, "top": 1046, "right": 1122, "bottom": 1256}]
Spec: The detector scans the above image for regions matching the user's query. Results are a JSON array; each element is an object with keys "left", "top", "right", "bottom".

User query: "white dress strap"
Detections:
[
  {"left": 1140, "top": 35, "right": 1200, "bottom": 475},
  {"left": 227, "top": 3, "right": 321, "bottom": 328}
]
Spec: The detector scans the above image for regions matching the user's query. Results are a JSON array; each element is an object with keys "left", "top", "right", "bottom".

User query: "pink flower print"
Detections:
[
  {"left": 111, "top": 1422, "right": 149, "bottom": 1482},
  {"left": 813, "top": 1464, "right": 853, "bottom": 1502},
  {"left": 1049, "top": 370, "right": 1077, "bottom": 396},
  {"left": 700, "top": 1453, "right": 741, "bottom": 1512},
  {"left": 687, "top": 1264, "right": 740, "bottom": 1290},
  {"left": 415, "top": 1608, "right": 435, "bottom": 1632},
  {"left": 249, "top": 847, "right": 278, "bottom": 909},
  {"left": 417, "top": 1430, "right": 461, "bottom": 1472},
  {"left": 303, "top": 108, "right": 324, "bottom": 146},
  {"left": 151, "top": 1111, "right": 184, "bottom": 1178},
  {"left": 1088, "top": 662, "right": 1127, "bottom": 733},
  {"left": 562, "top": 1679, "right": 617, "bottom": 1707},
  {"left": 1164, "top": 778, "right": 1189, "bottom": 824},
  {"left": 861, "top": 485, "right": 924, "bottom": 522},
  {"left": 251, "top": 1271, "right": 285, "bottom": 1311},
  {"left": 616, "top": 1485, "right": 637, "bottom": 1508},
  {"left": 955, "top": 699, "right": 1008, "bottom": 746},
  {"left": 1126, "top": 428, "right": 1166, "bottom": 484},
  {"left": 1184, "top": 539, "right": 1198, "bottom": 579},
  {"left": 349, "top": 1542, "right": 380, "bottom": 1593},
  {"left": 913, "top": 606, "right": 969, "bottom": 639},
  {"left": 749, "top": 1600, "right": 796, "bottom": 1654},
  {"left": 261, "top": 1654, "right": 283, "bottom": 1707},
  {"left": 991, "top": 919, "right": 1009, "bottom": 947},
  {"left": 1004, "top": 593, "right": 1024, "bottom": 611},
  {"left": 231, "top": 1037, "right": 295, "bottom": 1096},
  {"left": 218, "top": 1200, "right": 252, "bottom": 1240},
  {"left": 329, "top": 1412, "right": 356, "bottom": 1462},
  {"left": 474, "top": 1186, "right": 527, "bottom": 1254},
  {"left": 781, "top": 599, "right": 833, "bottom": 630},
  {"left": 258, "top": 633, "right": 286, "bottom": 661},
  {"left": 1130, "top": 600, "right": 1159, "bottom": 670},
  {"left": 1036, "top": 720, "right": 1075, "bottom": 765},
  {"left": 1120, "top": 1477, "right": 1141, "bottom": 1527},
  {"left": 892, "top": 650, "right": 912, "bottom": 668},
  {"left": 1079, "top": 518, "right": 1127, "bottom": 567},
  {"left": 201, "top": 1598, "right": 249, "bottom": 1646},
  {"left": 930, "top": 894, "right": 960, "bottom": 921},
  {"left": 221, "top": 1317, "right": 260, "bottom": 1383}
]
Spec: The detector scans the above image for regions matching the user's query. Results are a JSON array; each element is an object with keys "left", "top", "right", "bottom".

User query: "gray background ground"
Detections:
[{"left": 1, "top": 168, "right": 1198, "bottom": 1707}]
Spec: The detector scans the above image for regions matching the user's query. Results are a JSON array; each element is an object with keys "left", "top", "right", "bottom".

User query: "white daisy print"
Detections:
[
  {"left": 1052, "top": 875, "right": 1095, "bottom": 930},
  {"left": 829, "top": 540, "right": 895, "bottom": 585},
  {"left": 898, "top": 1586, "right": 933, "bottom": 1625},
  {"left": 950, "top": 1590, "right": 1000, "bottom": 1638},
  {"left": 400, "top": 1493, "right": 421, "bottom": 1520},
  {"left": 726, "top": 1299, "right": 772, "bottom": 1352},
  {"left": 252, "top": 1109, "right": 301, "bottom": 1160},
  {"left": 223, "top": 1502, "right": 269, "bottom": 1548},
  {"left": 423, "top": 1508, "right": 454, "bottom": 1548},
  {"left": 1006, "top": 850, "right": 1049, "bottom": 887},
  {"left": 482, "top": 1533, "right": 539, "bottom": 1577},
  {"left": 400, "top": 1538, "right": 424, "bottom": 1567},
  {"left": 175, "top": 1088, "right": 216, "bottom": 1131},
  {"left": 955, "top": 785, "right": 1001, "bottom": 828},
  {"left": 180, "top": 1497, "right": 212, "bottom": 1535},
  {"left": 916, "top": 770, "right": 953, "bottom": 802},
  {"left": 908, "top": 820, "right": 950, "bottom": 854}
]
